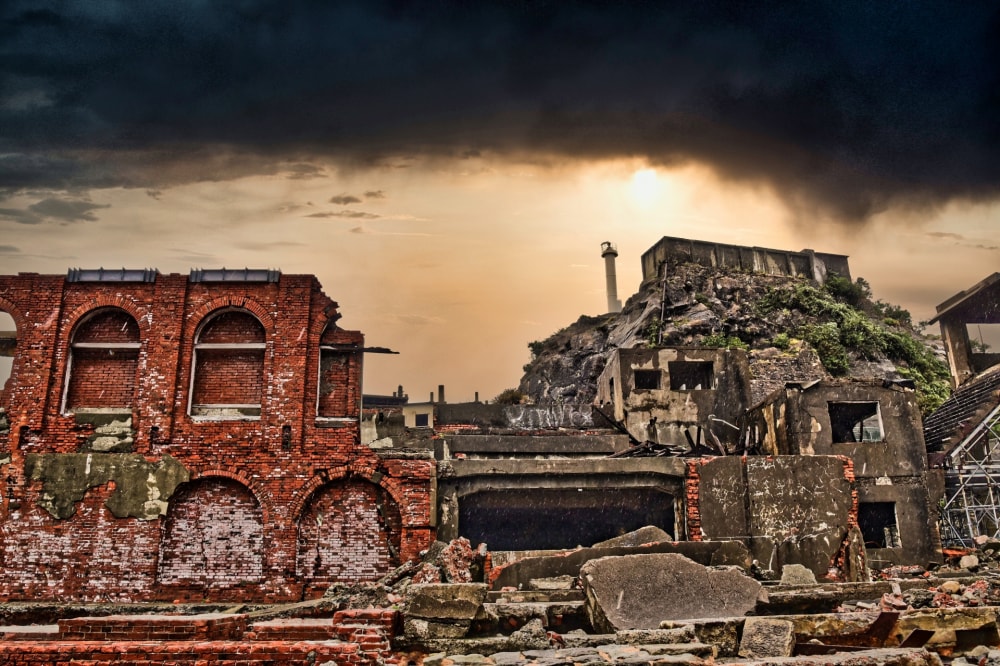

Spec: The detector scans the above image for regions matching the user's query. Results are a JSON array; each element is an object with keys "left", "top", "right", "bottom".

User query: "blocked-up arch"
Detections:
[
  {"left": 296, "top": 479, "right": 402, "bottom": 584},
  {"left": 190, "top": 308, "right": 266, "bottom": 418},
  {"left": 156, "top": 477, "right": 264, "bottom": 587},
  {"left": 63, "top": 307, "right": 140, "bottom": 412}
]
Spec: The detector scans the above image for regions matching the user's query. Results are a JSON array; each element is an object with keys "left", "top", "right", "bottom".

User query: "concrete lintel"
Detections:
[{"left": 443, "top": 457, "right": 688, "bottom": 479}]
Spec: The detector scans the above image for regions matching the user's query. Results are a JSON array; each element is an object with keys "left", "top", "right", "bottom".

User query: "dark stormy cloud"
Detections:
[{"left": 1, "top": 1, "right": 998, "bottom": 221}]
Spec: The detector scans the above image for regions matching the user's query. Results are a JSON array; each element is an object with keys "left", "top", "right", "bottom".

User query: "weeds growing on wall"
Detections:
[{"left": 757, "top": 279, "right": 950, "bottom": 414}]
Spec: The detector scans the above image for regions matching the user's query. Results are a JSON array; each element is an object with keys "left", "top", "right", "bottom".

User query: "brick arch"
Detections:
[
  {"left": 290, "top": 463, "right": 408, "bottom": 522},
  {"left": 156, "top": 476, "right": 265, "bottom": 589},
  {"left": 295, "top": 477, "right": 403, "bottom": 587},
  {"left": 187, "top": 297, "right": 274, "bottom": 336},
  {"left": 63, "top": 297, "right": 151, "bottom": 334},
  {"left": 0, "top": 295, "right": 27, "bottom": 334},
  {"left": 187, "top": 468, "right": 273, "bottom": 524}
]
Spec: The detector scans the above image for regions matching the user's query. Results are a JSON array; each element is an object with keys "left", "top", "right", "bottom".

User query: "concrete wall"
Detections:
[
  {"left": 595, "top": 347, "right": 751, "bottom": 451},
  {"left": 741, "top": 380, "right": 939, "bottom": 567},
  {"left": 691, "top": 455, "right": 857, "bottom": 578},
  {"left": 436, "top": 402, "right": 596, "bottom": 429},
  {"left": 0, "top": 272, "right": 435, "bottom": 602},
  {"left": 640, "top": 236, "right": 851, "bottom": 284}
]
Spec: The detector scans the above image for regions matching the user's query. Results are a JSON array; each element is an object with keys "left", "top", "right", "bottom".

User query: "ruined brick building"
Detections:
[{"left": 0, "top": 269, "right": 434, "bottom": 602}]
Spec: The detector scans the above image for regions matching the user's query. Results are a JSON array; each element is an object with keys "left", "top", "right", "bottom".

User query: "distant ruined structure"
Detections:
[{"left": 641, "top": 236, "right": 851, "bottom": 284}]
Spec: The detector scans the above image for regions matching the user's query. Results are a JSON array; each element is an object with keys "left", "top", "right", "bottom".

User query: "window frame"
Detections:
[
  {"left": 60, "top": 308, "right": 141, "bottom": 415},
  {"left": 188, "top": 308, "right": 266, "bottom": 421}
]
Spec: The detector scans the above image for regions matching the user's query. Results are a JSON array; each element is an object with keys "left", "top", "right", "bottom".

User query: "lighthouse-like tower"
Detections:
[{"left": 601, "top": 241, "right": 622, "bottom": 313}]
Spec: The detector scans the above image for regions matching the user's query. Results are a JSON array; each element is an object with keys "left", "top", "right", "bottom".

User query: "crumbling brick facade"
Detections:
[{"left": 0, "top": 271, "right": 435, "bottom": 602}]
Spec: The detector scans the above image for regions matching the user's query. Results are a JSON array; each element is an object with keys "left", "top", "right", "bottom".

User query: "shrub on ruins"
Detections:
[{"left": 494, "top": 388, "right": 527, "bottom": 405}]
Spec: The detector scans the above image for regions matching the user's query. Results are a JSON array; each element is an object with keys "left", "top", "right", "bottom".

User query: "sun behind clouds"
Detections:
[{"left": 629, "top": 168, "right": 663, "bottom": 209}]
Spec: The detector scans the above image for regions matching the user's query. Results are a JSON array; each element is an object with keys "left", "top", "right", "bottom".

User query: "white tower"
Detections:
[{"left": 601, "top": 241, "right": 622, "bottom": 313}]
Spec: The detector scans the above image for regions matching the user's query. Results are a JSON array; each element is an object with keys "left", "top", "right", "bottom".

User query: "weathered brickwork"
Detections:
[
  {"left": 0, "top": 272, "right": 435, "bottom": 602},
  {"left": 297, "top": 480, "right": 403, "bottom": 586},
  {"left": 157, "top": 478, "right": 265, "bottom": 589}
]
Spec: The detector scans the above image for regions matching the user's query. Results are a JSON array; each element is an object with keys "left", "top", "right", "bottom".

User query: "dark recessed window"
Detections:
[
  {"left": 829, "top": 402, "right": 883, "bottom": 443},
  {"left": 414, "top": 413, "right": 429, "bottom": 427},
  {"left": 633, "top": 369, "right": 661, "bottom": 390},
  {"left": 858, "top": 502, "right": 900, "bottom": 548},
  {"left": 668, "top": 361, "right": 714, "bottom": 390}
]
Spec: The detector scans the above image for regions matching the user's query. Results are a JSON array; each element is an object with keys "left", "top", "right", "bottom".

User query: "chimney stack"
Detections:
[{"left": 601, "top": 241, "right": 622, "bottom": 313}]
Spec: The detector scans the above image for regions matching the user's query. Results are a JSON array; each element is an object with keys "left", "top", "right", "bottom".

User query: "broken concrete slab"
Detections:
[
  {"left": 593, "top": 526, "right": 671, "bottom": 548},
  {"left": 403, "top": 583, "right": 487, "bottom": 640},
  {"left": 580, "top": 553, "right": 763, "bottom": 633},
  {"left": 740, "top": 648, "right": 943, "bottom": 666},
  {"left": 489, "top": 540, "right": 750, "bottom": 590},
  {"left": 738, "top": 617, "right": 796, "bottom": 658},
  {"left": 406, "top": 584, "right": 487, "bottom": 621}
]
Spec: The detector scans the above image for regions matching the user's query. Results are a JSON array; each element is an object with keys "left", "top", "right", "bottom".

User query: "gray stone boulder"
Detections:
[
  {"left": 580, "top": 553, "right": 763, "bottom": 632},
  {"left": 780, "top": 563, "right": 818, "bottom": 585}
]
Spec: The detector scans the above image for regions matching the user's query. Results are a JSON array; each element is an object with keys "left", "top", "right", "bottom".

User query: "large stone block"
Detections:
[
  {"left": 581, "top": 553, "right": 763, "bottom": 632},
  {"left": 738, "top": 617, "right": 795, "bottom": 658},
  {"left": 406, "top": 583, "right": 488, "bottom": 621}
]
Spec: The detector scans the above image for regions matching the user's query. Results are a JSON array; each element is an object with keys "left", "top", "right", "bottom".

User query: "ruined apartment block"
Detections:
[
  {"left": 741, "top": 379, "right": 940, "bottom": 568},
  {"left": 0, "top": 269, "right": 434, "bottom": 602},
  {"left": 596, "top": 346, "right": 752, "bottom": 453}
]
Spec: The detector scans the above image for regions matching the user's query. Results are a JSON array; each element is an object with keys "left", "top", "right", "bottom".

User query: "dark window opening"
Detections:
[
  {"left": 414, "top": 413, "right": 429, "bottom": 427},
  {"left": 190, "top": 309, "right": 265, "bottom": 418},
  {"left": 829, "top": 402, "right": 883, "bottom": 443},
  {"left": 460, "top": 488, "right": 675, "bottom": 550},
  {"left": 633, "top": 369, "right": 661, "bottom": 390},
  {"left": 668, "top": 361, "right": 714, "bottom": 390},
  {"left": 858, "top": 502, "right": 901, "bottom": 548}
]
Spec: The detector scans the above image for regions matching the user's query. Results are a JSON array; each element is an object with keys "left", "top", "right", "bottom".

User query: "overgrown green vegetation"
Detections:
[
  {"left": 757, "top": 277, "right": 950, "bottom": 414},
  {"left": 701, "top": 332, "right": 749, "bottom": 351}
]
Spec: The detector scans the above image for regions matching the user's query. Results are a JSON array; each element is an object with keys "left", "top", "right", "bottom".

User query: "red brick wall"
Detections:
[
  {"left": 65, "top": 348, "right": 138, "bottom": 409},
  {"left": 0, "top": 273, "right": 436, "bottom": 602},
  {"left": 296, "top": 480, "right": 402, "bottom": 585},
  {"left": 0, "top": 487, "right": 160, "bottom": 601},
  {"left": 191, "top": 349, "right": 264, "bottom": 406},
  {"left": 317, "top": 351, "right": 350, "bottom": 416},
  {"left": 157, "top": 478, "right": 264, "bottom": 589}
]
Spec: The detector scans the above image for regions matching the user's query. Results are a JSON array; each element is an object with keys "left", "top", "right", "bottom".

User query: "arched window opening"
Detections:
[
  {"left": 0, "top": 311, "right": 15, "bottom": 402},
  {"left": 190, "top": 309, "right": 265, "bottom": 419},
  {"left": 63, "top": 308, "right": 140, "bottom": 413}
]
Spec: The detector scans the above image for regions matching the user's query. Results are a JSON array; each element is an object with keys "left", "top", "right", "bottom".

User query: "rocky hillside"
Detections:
[{"left": 519, "top": 263, "right": 951, "bottom": 415}]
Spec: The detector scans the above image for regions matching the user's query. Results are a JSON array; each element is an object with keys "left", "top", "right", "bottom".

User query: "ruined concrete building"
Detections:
[
  {"left": 925, "top": 273, "right": 1000, "bottom": 546},
  {"left": 0, "top": 269, "right": 434, "bottom": 602}
]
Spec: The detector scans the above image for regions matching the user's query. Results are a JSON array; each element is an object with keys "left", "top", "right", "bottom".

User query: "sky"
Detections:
[{"left": 2, "top": 2, "right": 1000, "bottom": 402}]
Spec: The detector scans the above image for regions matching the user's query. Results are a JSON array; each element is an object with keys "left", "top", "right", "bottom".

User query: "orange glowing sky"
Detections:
[{"left": 3, "top": 156, "right": 1000, "bottom": 401}]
